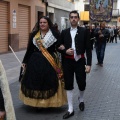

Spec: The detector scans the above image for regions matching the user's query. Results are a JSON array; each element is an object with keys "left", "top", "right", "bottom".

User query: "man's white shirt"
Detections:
[{"left": 70, "top": 27, "right": 81, "bottom": 61}]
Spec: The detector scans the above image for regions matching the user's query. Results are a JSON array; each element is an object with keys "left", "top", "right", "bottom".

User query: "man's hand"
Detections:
[
  {"left": 58, "top": 45, "right": 65, "bottom": 50},
  {"left": 21, "top": 63, "right": 26, "bottom": 71},
  {"left": 99, "top": 34, "right": 104, "bottom": 38},
  {"left": 0, "top": 111, "right": 5, "bottom": 119},
  {"left": 98, "top": 30, "right": 102, "bottom": 34},
  {"left": 85, "top": 65, "right": 91, "bottom": 73},
  {"left": 66, "top": 48, "right": 74, "bottom": 55}
]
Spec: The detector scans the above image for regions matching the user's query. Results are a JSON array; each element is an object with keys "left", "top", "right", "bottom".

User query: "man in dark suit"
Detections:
[
  {"left": 113, "top": 26, "right": 118, "bottom": 43},
  {"left": 57, "top": 10, "right": 92, "bottom": 119}
]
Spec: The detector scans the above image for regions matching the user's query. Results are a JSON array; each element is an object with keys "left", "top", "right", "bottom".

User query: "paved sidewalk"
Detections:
[
  {"left": 0, "top": 50, "right": 26, "bottom": 84},
  {"left": 1, "top": 40, "right": 120, "bottom": 120}
]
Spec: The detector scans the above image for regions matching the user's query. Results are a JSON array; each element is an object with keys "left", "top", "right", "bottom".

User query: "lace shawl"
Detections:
[{"left": 33, "top": 29, "right": 57, "bottom": 49}]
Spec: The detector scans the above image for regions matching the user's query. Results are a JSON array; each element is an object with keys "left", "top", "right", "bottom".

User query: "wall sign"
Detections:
[{"left": 12, "top": 10, "right": 16, "bottom": 28}]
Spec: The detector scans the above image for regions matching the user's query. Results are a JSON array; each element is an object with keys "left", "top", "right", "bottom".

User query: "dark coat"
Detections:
[
  {"left": 22, "top": 29, "right": 59, "bottom": 64},
  {"left": 0, "top": 88, "right": 5, "bottom": 111},
  {"left": 57, "top": 26, "right": 92, "bottom": 66},
  {"left": 94, "top": 28, "right": 110, "bottom": 44},
  {"left": 19, "top": 28, "right": 59, "bottom": 81}
]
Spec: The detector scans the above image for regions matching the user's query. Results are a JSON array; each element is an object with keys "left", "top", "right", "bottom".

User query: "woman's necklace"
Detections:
[
  {"left": 40, "top": 31, "right": 46, "bottom": 39},
  {"left": 41, "top": 34, "right": 45, "bottom": 39}
]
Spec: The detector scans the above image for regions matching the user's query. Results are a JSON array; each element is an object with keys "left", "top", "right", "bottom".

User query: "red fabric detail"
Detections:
[
  {"left": 65, "top": 55, "right": 74, "bottom": 59},
  {"left": 81, "top": 54, "right": 84, "bottom": 58},
  {"left": 64, "top": 54, "right": 84, "bottom": 59}
]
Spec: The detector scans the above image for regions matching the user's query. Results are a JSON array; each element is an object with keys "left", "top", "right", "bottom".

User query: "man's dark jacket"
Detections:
[
  {"left": 94, "top": 28, "right": 110, "bottom": 44},
  {"left": 57, "top": 26, "right": 92, "bottom": 66}
]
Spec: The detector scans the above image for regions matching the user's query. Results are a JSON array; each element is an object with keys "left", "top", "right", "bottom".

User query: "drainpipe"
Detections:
[{"left": 42, "top": 0, "right": 48, "bottom": 16}]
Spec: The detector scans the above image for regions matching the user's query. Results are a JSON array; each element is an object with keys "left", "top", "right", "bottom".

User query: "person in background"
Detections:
[
  {"left": 118, "top": 26, "right": 120, "bottom": 40},
  {"left": 113, "top": 26, "right": 118, "bottom": 43},
  {"left": 109, "top": 26, "right": 114, "bottom": 43},
  {"left": 94, "top": 22, "right": 109, "bottom": 67},
  {"left": 53, "top": 23, "right": 60, "bottom": 35},
  {"left": 89, "top": 24, "right": 95, "bottom": 50}
]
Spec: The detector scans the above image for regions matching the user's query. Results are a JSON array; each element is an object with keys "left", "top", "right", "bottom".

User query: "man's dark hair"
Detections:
[{"left": 69, "top": 10, "right": 80, "bottom": 18}]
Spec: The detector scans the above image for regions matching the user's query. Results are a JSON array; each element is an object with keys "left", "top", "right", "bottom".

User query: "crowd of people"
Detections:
[
  {"left": 1, "top": 10, "right": 120, "bottom": 120},
  {"left": 83, "top": 23, "right": 120, "bottom": 67}
]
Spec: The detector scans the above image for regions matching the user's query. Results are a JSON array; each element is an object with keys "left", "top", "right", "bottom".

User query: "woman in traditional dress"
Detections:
[{"left": 19, "top": 16, "right": 67, "bottom": 108}]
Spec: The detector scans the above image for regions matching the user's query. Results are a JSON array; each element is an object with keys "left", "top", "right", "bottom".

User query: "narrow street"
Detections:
[{"left": 1, "top": 40, "right": 120, "bottom": 120}]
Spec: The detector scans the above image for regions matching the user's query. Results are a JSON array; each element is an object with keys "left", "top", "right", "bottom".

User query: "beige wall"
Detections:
[{"left": 4, "top": 0, "right": 45, "bottom": 34}]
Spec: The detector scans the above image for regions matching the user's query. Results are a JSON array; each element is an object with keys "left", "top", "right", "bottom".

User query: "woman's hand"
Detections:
[
  {"left": 98, "top": 30, "right": 102, "bottom": 34},
  {"left": 21, "top": 63, "right": 26, "bottom": 71},
  {"left": 85, "top": 65, "right": 91, "bottom": 73},
  {"left": 58, "top": 45, "right": 65, "bottom": 50},
  {"left": 66, "top": 48, "right": 74, "bottom": 55},
  {"left": 0, "top": 111, "right": 5, "bottom": 119}
]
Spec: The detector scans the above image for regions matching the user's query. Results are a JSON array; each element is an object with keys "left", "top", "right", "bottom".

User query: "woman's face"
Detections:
[{"left": 39, "top": 18, "right": 49, "bottom": 31}]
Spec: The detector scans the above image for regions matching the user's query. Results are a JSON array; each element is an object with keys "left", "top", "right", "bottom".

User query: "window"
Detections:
[{"left": 84, "top": 4, "right": 89, "bottom": 11}]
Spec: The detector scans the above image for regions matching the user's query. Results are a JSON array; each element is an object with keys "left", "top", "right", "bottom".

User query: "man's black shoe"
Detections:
[
  {"left": 96, "top": 63, "right": 99, "bottom": 65},
  {"left": 63, "top": 111, "right": 74, "bottom": 119},
  {"left": 79, "top": 102, "right": 85, "bottom": 111}
]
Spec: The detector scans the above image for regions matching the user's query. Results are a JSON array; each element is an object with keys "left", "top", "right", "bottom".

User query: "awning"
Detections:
[{"left": 80, "top": 11, "right": 89, "bottom": 21}]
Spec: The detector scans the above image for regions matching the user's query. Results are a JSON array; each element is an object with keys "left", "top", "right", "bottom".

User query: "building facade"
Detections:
[
  {"left": 110, "top": 0, "right": 120, "bottom": 26},
  {"left": 43, "top": 0, "right": 74, "bottom": 31},
  {"left": 75, "top": 0, "right": 89, "bottom": 25},
  {"left": 0, "top": 0, "right": 75, "bottom": 54},
  {"left": 0, "top": 0, "right": 46, "bottom": 53},
  {"left": 75, "top": 0, "right": 120, "bottom": 26}
]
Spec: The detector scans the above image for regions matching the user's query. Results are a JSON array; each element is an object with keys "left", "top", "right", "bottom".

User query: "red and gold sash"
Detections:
[{"left": 35, "top": 31, "right": 63, "bottom": 79}]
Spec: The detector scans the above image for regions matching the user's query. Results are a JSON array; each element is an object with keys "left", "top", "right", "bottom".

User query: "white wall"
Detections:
[
  {"left": 75, "top": 0, "right": 84, "bottom": 13},
  {"left": 117, "top": 0, "right": 120, "bottom": 9},
  {"left": 113, "top": 2, "right": 117, "bottom": 9},
  {"left": 117, "top": 0, "right": 120, "bottom": 26}
]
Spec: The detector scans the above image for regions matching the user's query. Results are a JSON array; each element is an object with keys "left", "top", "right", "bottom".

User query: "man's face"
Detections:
[{"left": 69, "top": 13, "right": 79, "bottom": 27}]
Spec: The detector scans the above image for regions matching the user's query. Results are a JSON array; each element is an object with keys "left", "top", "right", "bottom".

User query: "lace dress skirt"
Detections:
[{"left": 19, "top": 51, "right": 67, "bottom": 107}]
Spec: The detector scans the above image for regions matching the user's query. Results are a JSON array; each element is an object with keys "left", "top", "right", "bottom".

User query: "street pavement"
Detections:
[{"left": 1, "top": 39, "right": 120, "bottom": 120}]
